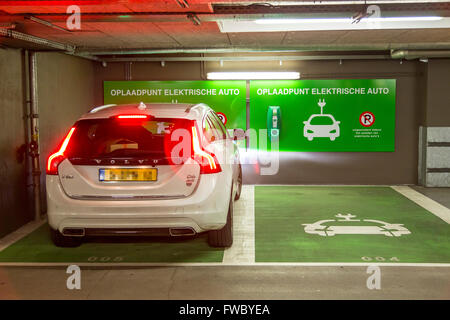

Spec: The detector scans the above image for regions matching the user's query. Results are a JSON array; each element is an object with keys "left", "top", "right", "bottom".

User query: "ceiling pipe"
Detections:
[
  {"left": 3, "top": 2, "right": 447, "bottom": 18},
  {"left": 25, "top": 16, "right": 72, "bottom": 33},
  {"left": 0, "top": 22, "right": 16, "bottom": 29},
  {"left": 28, "top": 51, "right": 42, "bottom": 221},
  {"left": 83, "top": 48, "right": 324, "bottom": 55},
  {"left": 0, "top": 28, "right": 75, "bottom": 51},
  {"left": 391, "top": 49, "right": 450, "bottom": 59},
  {"left": 6, "top": 13, "right": 446, "bottom": 24},
  {"left": 103, "top": 54, "right": 390, "bottom": 63},
  {"left": 0, "top": 28, "right": 103, "bottom": 62},
  {"left": 175, "top": 0, "right": 189, "bottom": 9},
  {"left": 1, "top": 2, "right": 447, "bottom": 24},
  {"left": 65, "top": 52, "right": 103, "bottom": 62},
  {"left": 80, "top": 43, "right": 450, "bottom": 56}
]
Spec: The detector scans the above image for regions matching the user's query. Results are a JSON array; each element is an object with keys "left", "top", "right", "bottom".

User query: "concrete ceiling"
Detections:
[{"left": 0, "top": 0, "right": 449, "bottom": 53}]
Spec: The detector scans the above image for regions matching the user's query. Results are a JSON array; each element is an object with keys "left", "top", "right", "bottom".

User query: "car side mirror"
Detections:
[
  {"left": 303, "top": 121, "right": 308, "bottom": 125},
  {"left": 233, "top": 128, "right": 246, "bottom": 141},
  {"left": 336, "top": 121, "right": 341, "bottom": 124}
]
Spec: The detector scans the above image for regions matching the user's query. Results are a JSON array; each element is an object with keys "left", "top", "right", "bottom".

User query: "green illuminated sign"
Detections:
[
  {"left": 104, "top": 81, "right": 247, "bottom": 132},
  {"left": 250, "top": 79, "right": 396, "bottom": 152},
  {"left": 104, "top": 79, "right": 396, "bottom": 152}
]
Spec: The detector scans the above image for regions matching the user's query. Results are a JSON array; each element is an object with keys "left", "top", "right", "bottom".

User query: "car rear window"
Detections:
[
  {"left": 309, "top": 115, "right": 335, "bottom": 125},
  {"left": 65, "top": 117, "right": 193, "bottom": 161}
]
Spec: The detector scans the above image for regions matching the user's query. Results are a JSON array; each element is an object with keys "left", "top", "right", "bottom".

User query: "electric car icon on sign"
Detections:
[{"left": 303, "top": 99, "right": 340, "bottom": 141}]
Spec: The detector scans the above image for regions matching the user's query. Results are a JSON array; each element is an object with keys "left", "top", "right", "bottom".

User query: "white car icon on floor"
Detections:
[{"left": 302, "top": 214, "right": 411, "bottom": 237}]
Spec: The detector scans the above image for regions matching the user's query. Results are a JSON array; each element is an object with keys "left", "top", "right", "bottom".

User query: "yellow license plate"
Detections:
[{"left": 99, "top": 168, "right": 157, "bottom": 182}]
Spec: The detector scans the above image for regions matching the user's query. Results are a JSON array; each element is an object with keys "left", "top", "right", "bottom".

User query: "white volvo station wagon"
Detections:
[{"left": 46, "top": 102, "right": 242, "bottom": 248}]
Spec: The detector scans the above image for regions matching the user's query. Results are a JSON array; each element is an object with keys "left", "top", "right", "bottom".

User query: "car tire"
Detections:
[
  {"left": 234, "top": 165, "right": 243, "bottom": 201},
  {"left": 50, "top": 228, "right": 82, "bottom": 247},
  {"left": 208, "top": 194, "right": 233, "bottom": 248}
]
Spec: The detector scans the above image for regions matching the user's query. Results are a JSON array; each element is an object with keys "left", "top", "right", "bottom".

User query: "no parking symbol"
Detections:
[
  {"left": 216, "top": 112, "right": 227, "bottom": 125},
  {"left": 360, "top": 111, "right": 375, "bottom": 127}
]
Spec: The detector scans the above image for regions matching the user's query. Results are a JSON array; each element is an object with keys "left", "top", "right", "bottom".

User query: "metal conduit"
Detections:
[
  {"left": 29, "top": 52, "right": 42, "bottom": 221},
  {"left": 80, "top": 43, "right": 450, "bottom": 56},
  {"left": 103, "top": 54, "right": 390, "bottom": 62},
  {"left": 0, "top": 29, "right": 101, "bottom": 61},
  {"left": 391, "top": 49, "right": 450, "bottom": 60},
  {"left": 0, "top": 28, "right": 74, "bottom": 52}
]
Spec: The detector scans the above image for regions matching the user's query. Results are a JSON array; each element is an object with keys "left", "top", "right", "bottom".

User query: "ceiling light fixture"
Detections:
[
  {"left": 207, "top": 72, "right": 300, "bottom": 80},
  {"left": 254, "top": 16, "right": 442, "bottom": 24},
  {"left": 218, "top": 16, "right": 447, "bottom": 32}
]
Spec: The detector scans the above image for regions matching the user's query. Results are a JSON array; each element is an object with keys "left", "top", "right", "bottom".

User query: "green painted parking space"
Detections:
[
  {"left": 0, "top": 225, "right": 223, "bottom": 263},
  {"left": 1, "top": 186, "right": 449, "bottom": 265},
  {"left": 255, "top": 186, "right": 450, "bottom": 263}
]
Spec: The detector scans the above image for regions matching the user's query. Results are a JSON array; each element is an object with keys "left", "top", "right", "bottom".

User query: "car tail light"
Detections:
[
  {"left": 115, "top": 114, "right": 149, "bottom": 120},
  {"left": 46, "top": 127, "right": 76, "bottom": 175},
  {"left": 191, "top": 125, "right": 221, "bottom": 174}
]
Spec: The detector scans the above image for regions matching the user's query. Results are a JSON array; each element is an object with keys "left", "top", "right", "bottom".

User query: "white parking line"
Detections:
[
  {"left": 0, "top": 262, "right": 449, "bottom": 267},
  {"left": 391, "top": 186, "right": 450, "bottom": 224},
  {"left": 222, "top": 185, "right": 255, "bottom": 264},
  {"left": 0, "top": 219, "right": 46, "bottom": 252}
]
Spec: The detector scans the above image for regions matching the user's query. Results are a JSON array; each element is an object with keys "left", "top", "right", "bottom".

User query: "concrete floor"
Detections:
[
  {"left": 0, "top": 266, "right": 449, "bottom": 300},
  {"left": 0, "top": 185, "right": 448, "bottom": 300},
  {"left": 412, "top": 186, "right": 450, "bottom": 209}
]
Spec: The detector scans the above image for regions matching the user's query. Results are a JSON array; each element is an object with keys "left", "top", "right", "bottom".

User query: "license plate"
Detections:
[{"left": 99, "top": 168, "right": 157, "bottom": 182}]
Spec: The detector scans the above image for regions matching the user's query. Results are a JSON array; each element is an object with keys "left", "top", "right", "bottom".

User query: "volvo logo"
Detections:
[
  {"left": 94, "top": 159, "right": 101, "bottom": 164},
  {"left": 138, "top": 160, "right": 144, "bottom": 164}
]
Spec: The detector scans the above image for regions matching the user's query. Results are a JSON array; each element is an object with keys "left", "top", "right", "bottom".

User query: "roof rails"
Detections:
[
  {"left": 90, "top": 103, "right": 203, "bottom": 114},
  {"left": 184, "top": 104, "right": 197, "bottom": 113},
  {"left": 89, "top": 104, "right": 117, "bottom": 113},
  {"left": 188, "top": 103, "right": 209, "bottom": 112}
]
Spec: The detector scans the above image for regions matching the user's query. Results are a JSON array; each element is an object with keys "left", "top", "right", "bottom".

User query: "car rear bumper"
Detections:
[{"left": 46, "top": 174, "right": 231, "bottom": 234}]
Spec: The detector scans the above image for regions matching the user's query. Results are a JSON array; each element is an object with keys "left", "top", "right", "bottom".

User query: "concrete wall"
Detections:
[
  {"left": 419, "top": 59, "right": 450, "bottom": 186},
  {"left": 37, "top": 52, "right": 96, "bottom": 173},
  {"left": 0, "top": 50, "right": 96, "bottom": 237},
  {"left": 0, "top": 48, "right": 31, "bottom": 238},
  {"left": 36, "top": 52, "right": 96, "bottom": 211},
  {"left": 425, "top": 59, "right": 450, "bottom": 127},
  {"left": 94, "top": 58, "right": 425, "bottom": 185}
]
